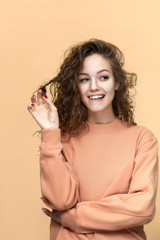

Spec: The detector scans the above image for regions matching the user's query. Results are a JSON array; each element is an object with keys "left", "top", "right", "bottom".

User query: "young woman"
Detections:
[{"left": 27, "top": 39, "right": 159, "bottom": 240}]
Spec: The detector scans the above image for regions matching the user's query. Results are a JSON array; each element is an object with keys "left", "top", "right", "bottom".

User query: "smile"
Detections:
[{"left": 88, "top": 95, "right": 105, "bottom": 101}]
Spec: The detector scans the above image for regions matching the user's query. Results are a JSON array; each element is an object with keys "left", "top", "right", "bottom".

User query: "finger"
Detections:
[
  {"left": 27, "top": 103, "right": 38, "bottom": 117},
  {"left": 31, "top": 95, "right": 39, "bottom": 108},
  {"left": 37, "top": 89, "right": 46, "bottom": 105},
  {"left": 42, "top": 208, "right": 52, "bottom": 217},
  {"left": 27, "top": 103, "right": 35, "bottom": 112},
  {"left": 31, "top": 94, "right": 37, "bottom": 104},
  {"left": 42, "top": 95, "right": 56, "bottom": 111}
]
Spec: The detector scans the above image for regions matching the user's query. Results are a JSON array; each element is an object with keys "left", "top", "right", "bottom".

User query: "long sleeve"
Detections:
[
  {"left": 39, "top": 128, "right": 79, "bottom": 211},
  {"left": 61, "top": 133, "right": 159, "bottom": 233}
]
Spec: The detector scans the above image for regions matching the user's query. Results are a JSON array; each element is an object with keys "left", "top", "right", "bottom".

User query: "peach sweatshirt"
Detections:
[{"left": 39, "top": 117, "right": 159, "bottom": 240}]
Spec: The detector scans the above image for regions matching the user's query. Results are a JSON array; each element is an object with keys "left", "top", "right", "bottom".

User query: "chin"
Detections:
[{"left": 88, "top": 107, "right": 109, "bottom": 113}]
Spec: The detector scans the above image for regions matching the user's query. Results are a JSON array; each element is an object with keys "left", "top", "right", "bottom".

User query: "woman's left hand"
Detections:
[{"left": 42, "top": 208, "right": 62, "bottom": 225}]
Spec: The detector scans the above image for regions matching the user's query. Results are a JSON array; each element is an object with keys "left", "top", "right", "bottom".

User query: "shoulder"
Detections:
[
  {"left": 119, "top": 119, "right": 158, "bottom": 146},
  {"left": 135, "top": 125, "right": 158, "bottom": 151}
]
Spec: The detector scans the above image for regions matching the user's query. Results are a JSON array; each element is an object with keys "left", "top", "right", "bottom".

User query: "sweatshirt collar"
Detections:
[{"left": 86, "top": 117, "right": 122, "bottom": 134}]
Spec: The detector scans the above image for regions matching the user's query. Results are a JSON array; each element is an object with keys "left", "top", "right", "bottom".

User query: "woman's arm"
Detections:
[
  {"left": 40, "top": 128, "right": 79, "bottom": 211},
  {"left": 60, "top": 135, "right": 159, "bottom": 233},
  {"left": 28, "top": 89, "right": 79, "bottom": 211}
]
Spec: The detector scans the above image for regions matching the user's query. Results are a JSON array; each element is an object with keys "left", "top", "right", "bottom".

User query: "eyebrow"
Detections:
[{"left": 78, "top": 69, "right": 110, "bottom": 76}]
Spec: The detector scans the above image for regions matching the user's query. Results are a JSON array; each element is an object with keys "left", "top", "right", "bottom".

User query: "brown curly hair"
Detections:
[{"left": 32, "top": 38, "right": 137, "bottom": 143}]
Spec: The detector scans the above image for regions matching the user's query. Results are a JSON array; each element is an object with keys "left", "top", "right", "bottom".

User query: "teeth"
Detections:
[{"left": 89, "top": 95, "right": 104, "bottom": 99}]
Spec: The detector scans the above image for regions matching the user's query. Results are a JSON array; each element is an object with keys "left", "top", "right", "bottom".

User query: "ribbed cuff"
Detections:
[
  {"left": 61, "top": 207, "right": 77, "bottom": 232},
  {"left": 41, "top": 128, "right": 62, "bottom": 146}
]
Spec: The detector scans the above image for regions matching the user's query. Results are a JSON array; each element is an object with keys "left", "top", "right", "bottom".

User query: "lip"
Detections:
[{"left": 88, "top": 94, "right": 105, "bottom": 97}]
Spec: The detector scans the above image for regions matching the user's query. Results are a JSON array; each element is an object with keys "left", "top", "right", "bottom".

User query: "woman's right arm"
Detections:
[
  {"left": 39, "top": 127, "right": 79, "bottom": 211},
  {"left": 27, "top": 88, "right": 79, "bottom": 211}
]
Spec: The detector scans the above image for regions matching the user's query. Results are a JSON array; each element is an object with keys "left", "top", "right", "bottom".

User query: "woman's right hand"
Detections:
[{"left": 27, "top": 89, "right": 59, "bottom": 130}]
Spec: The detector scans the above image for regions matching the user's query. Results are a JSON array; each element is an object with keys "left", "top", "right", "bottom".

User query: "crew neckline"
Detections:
[{"left": 86, "top": 117, "right": 122, "bottom": 134}]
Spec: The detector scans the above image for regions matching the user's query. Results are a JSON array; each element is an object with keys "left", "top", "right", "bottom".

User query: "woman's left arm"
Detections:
[{"left": 59, "top": 133, "right": 159, "bottom": 233}]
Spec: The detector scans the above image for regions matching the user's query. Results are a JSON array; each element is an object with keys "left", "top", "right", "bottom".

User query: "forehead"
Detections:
[{"left": 79, "top": 54, "right": 112, "bottom": 73}]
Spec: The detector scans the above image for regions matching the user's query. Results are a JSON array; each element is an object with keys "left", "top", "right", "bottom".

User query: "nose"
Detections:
[{"left": 89, "top": 78, "right": 99, "bottom": 91}]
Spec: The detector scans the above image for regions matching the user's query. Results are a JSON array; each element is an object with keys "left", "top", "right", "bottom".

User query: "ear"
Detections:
[{"left": 115, "top": 82, "right": 119, "bottom": 91}]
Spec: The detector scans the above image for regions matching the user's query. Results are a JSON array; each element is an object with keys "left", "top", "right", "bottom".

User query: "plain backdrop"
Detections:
[{"left": 0, "top": 0, "right": 159, "bottom": 239}]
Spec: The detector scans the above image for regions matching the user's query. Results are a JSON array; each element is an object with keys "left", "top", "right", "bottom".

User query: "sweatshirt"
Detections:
[{"left": 39, "top": 117, "right": 159, "bottom": 240}]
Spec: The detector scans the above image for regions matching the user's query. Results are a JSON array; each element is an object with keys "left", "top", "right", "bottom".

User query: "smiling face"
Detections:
[{"left": 77, "top": 53, "right": 119, "bottom": 123}]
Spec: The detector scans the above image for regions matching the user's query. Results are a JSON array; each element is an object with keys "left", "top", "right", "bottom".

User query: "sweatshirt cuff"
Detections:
[
  {"left": 61, "top": 206, "right": 93, "bottom": 234},
  {"left": 61, "top": 207, "right": 77, "bottom": 232},
  {"left": 41, "top": 128, "right": 62, "bottom": 146}
]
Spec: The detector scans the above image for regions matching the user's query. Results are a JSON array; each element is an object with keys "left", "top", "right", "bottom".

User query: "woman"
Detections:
[{"left": 27, "top": 39, "right": 159, "bottom": 240}]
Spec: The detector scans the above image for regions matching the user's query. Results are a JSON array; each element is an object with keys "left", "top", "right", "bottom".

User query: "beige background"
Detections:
[{"left": 1, "top": 0, "right": 159, "bottom": 239}]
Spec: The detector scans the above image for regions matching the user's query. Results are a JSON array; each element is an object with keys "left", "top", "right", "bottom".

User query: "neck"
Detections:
[{"left": 88, "top": 111, "right": 116, "bottom": 124}]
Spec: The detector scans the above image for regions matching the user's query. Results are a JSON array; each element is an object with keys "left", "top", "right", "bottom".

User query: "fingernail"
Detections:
[
  {"left": 31, "top": 104, "right": 34, "bottom": 106},
  {"left": 43, "top": 94, "right": 48, "bottom": 98}
]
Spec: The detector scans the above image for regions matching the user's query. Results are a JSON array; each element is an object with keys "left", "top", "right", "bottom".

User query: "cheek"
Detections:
[
  {"left": 104, "top": 82, "right": 116, "bottom": 94},
  {"left": 78, "top": 85, "right": 87, "bottom": 98},
  {"left": 104, "top": 84, "right": 116, "bottom": 102},
  {"left": 78, "top": 86, "right": 87, "bottom": 104}
]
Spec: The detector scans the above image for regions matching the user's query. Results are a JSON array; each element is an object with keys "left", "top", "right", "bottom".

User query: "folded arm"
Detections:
[{"left": 61, "top": 135, "right": 159, "bottom": 233}]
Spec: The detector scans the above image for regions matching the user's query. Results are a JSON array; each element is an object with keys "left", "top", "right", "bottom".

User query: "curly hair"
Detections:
[{"left": 32, "top": 38, "right": 137, "bottom": 143}]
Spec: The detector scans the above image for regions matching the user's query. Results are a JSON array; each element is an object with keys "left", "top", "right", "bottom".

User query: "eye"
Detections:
[
  {"left": 100, "top": 76, "right": 109, "bottom": 80},
  {"left": 79, "top": 78, "right": 89, "bottom": 82}
]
